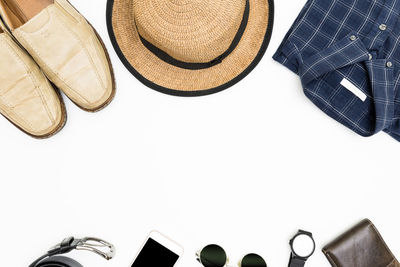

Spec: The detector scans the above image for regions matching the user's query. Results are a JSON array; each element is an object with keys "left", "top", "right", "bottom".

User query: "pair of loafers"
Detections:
[{"left": 0, "top": 0, "right": 115, "bottom": 138}]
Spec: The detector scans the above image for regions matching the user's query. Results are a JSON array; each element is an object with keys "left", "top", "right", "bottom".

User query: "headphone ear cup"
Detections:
[{"left": 35, "top": 256, "right": 84, "bottom": 267}]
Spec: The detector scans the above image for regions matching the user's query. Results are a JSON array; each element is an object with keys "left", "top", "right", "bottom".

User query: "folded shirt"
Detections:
[{"left": 273, "top": 0, "right": 400, "bottom": 141}]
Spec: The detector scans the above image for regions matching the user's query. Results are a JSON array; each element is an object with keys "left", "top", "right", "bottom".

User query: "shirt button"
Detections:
[
  {"left": 379, "top": 24, "right": 387, "bottom": 31},
  {"left": 350, "top": 35, "right": 357, "bottom": 41},
  {"left": 387, "top": 61, "right": 393, "bottom": 68},
  {"left": 368, "top": 53, "right": 373, "bottom": 60}
]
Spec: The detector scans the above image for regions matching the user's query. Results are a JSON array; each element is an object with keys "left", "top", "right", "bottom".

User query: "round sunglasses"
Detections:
[{"left": 196, "top": 244, "right": 267, "bottom": 267}]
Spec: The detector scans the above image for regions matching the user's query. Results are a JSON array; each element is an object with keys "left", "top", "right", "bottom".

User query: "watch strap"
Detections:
[{"left": 289, "top": 255, "right": 306, "bottom": 267}]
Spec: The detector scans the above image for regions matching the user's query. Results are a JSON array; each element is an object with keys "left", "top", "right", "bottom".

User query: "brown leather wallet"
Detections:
[{"left": 322, "top": 219, "right": 399, "bottom": 267}]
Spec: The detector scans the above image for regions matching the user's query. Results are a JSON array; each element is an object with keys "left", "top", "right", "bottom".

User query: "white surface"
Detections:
[{"left": 0, "top": 0, "right": 399, "bottom": 267}]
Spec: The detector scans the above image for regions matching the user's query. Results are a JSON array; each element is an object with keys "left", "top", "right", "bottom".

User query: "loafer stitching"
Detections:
[
  {"left": 0, "top": 35, "right": 54, "bottom": 131},
  {"left": 7, "top": 34, "right": 56, "bottom": 125},
  {"left": 15, "top": 6, "right": 105, "bottom": 105},
  {"left": 0, "top": 38, "right": 37, "bottom": 130},
  {"left": 56, "top": 8, "right": 106, "bottom": 90}
]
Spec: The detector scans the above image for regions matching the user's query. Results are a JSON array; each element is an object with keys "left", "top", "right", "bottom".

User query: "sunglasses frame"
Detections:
[{"left": 196, "top": 244, "right": 267, "bottom": 267}]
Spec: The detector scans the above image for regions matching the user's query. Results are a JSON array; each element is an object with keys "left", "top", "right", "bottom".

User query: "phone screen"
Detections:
[{"left": 131, "top": 238, "right": 179, "bottom": 267}]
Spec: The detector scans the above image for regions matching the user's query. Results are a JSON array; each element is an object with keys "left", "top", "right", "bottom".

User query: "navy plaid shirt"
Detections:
[{"left": 273, "top": 0, "right": 400, "bottom": 141}]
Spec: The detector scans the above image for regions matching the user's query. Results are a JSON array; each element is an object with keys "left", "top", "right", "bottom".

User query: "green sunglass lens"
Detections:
[
  {"left": 200, "top": 244, "right": 227, "bottom": 267},
  {"left": 241, "top": 253, "right": 267, "bottom": 267}
]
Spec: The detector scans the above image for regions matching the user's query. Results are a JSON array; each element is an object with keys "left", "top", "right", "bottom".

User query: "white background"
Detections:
[{"left": 0, "top": 0, "right": 399, "bottom": 266}]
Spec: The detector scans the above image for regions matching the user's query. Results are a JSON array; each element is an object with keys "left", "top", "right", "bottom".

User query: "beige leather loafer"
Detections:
[
  {"left": 0, "top": 0, "right": 115, "bottom": 112},
  {"left": 0, "top": 19, "right": 65, "bottom": 138}
]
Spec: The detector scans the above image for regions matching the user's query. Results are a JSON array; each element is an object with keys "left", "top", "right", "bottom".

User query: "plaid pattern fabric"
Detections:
[{"left": 273, "top": 0, "right": 400, "bottom": 141}]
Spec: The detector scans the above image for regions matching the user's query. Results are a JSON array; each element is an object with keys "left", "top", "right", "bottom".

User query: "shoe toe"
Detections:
[
  {"left": 67, "top": 69, "right": 114, "bottom": 111},
  {"left": 26, "top": 93, "right": 64, "bottom": 137},
  {"left": 8, "top": 82, "right": 65, "bottom": 138}
]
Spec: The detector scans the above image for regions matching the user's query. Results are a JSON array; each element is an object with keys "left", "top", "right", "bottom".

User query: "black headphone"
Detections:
[{"left": 29, "top": 237, "right": 115, "bottom": 267}]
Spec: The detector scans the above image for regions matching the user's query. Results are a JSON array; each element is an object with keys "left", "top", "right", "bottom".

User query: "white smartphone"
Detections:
[{"left": 130, "top": 231, "right": 184, "bottom": 267}]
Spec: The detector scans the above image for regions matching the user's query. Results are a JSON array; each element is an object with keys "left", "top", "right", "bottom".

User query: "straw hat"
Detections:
[{"left": 107, "top": 0, "right": 274, "bottom": 96}]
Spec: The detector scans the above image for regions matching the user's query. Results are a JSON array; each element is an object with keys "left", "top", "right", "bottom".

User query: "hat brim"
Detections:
[{"left": 106, "top": 0, "right": 274, "bottom": 97}]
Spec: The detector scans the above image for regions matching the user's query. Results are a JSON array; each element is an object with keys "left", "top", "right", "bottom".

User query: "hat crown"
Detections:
[{"left": 133, "top": 0, "right": 246, "bottom": 63}]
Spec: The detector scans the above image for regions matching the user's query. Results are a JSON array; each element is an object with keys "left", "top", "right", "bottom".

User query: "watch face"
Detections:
[{"left": 291, "top": 233, "right": 315, "bottom": 258}]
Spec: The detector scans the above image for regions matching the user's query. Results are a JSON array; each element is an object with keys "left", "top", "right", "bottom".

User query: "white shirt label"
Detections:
[{"left": 340, "top": 78, "right": 367, "bottom": 102}]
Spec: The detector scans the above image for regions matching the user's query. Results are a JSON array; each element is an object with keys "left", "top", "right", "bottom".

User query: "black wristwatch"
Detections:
[
  {"left": 288, "top": 230, "right": 316, "bottom": 267},
  {"left": 29, "top": 237, "right": 115, "bottom": 267}
]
